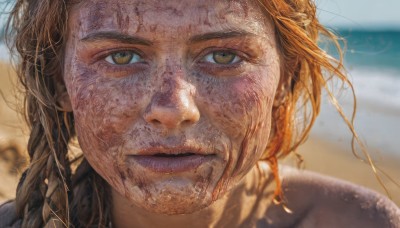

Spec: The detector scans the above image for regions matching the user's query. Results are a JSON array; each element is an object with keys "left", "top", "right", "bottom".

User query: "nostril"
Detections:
[
  {"left": 181, "top": 119, "right": 192, "bottom": 126},
  {"left": 151, "top": 119, "right": 162, "bottom": 125}
]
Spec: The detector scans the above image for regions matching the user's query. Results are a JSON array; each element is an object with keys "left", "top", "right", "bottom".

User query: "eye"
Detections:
[
  {"left": 105, "top": 51, "right": 142, "bottom": 65},
  {"left": 203, "top": 51, "right": 241, "bottom": 65}
]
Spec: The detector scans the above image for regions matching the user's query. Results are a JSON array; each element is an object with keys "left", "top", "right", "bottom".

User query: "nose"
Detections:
[{"left": 144, "top": 72, "right": 200, "bottom": 130}]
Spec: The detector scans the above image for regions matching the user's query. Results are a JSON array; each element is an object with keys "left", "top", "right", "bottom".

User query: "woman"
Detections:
[{"left": 1, "top": 0, "right": 399, "bottom": 227}]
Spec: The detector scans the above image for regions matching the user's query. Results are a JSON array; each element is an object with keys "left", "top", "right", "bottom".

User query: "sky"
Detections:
[
  {"left": 316, "top": 0, "right": 400, "bottom": 29},
  {"left": 1, "top": 0, "right": 400, "bottom": 30}
]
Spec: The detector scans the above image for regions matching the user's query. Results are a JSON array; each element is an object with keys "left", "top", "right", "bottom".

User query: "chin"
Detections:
[
  {"left": 126, "top": 182, "right": 215, "bottom": 215},
  {"left": 142, "top": 195, "right": 212, "bottom": 215},
  {"left": 107, "top": 155, "right": 227, "bottom": 215}
]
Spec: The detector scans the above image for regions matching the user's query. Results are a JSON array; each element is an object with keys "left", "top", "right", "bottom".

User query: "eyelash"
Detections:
[
  {"left": 95, "top": 48, "right": 144, "bottom": 63},
  {"left": 202, "top": 51, "right": 242, "bottom": 64},
  {"left": 105, "top": 51, "right": 143, "bottom": 65},
  {"left": 93, "top": 49, "right": 147, "bottom": 76},
  {"left": 191, "top": 48, "right": 249, "bottom": 77},
  {"left": 197, "top": 48, "right": 247, "bottom": 66}
]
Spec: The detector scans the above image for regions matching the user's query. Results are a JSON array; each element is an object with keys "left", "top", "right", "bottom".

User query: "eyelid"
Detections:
[
  {"left": 203, "top": 52, "right": 241, "bottom": 64},
  {"left": 195, "top": 47, "right": 249, "bottom": 64},
  {"left": 91, "top": 48, "right": 146, "bottom": 64},
  {"left": 105, "top": 51, "right": 142, "bottom": 65}
]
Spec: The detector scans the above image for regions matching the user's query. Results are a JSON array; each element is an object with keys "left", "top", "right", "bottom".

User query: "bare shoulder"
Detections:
[
  {"left": 0, "top": 200, "right": 21, "bottom": 227},
  {"left": 265, "top": 166, "right": 400, "bottom": 228}
]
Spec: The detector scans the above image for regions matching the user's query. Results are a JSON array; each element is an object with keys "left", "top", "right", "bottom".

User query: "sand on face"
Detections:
[{"left": 0, "top": 62, "right": 399, "bottom": 206}]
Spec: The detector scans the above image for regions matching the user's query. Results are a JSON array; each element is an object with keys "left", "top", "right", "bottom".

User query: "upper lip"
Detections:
[{"left": 132, "top": 145, "right": 213, "bottom": 156}]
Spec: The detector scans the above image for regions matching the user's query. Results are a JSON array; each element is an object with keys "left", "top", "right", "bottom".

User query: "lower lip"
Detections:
[{"left": 129, "top": 155, "right": 214, "bottom": 173}]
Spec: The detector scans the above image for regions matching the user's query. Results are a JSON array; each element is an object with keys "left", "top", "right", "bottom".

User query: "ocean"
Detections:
[
  {"left": 334, "top": 29, "right": 400, "bottom": 109},
  {"left": 339, "top": 30, "right": 400, "bottom": 71},
  {"left": 314, "top": 29, "right": 400, "bottom": 155}
]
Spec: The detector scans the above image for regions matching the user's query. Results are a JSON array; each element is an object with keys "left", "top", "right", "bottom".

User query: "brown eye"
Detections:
[
  {"left": 105, "top": 51, "right": 141, "bottom": 65},
  {"left": 203, "top": 51, "right": 241, "bottom": 65}
]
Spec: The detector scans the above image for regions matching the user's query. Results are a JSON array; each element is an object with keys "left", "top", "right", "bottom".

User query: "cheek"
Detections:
[
  {"left": 65, "top": 64, "right": 149, "bottom": 155},
  {"left": 68, "top": 66, "right": 146, "bottom": 143},
  {"left": 65, "top": 66, "right": 152, "bottom": 193},
  {"left": 195, "top": 69, "right": 278, "bottom": 185},
  {"left": 197, "top": 72, "right": 276, "bottom": 141}
]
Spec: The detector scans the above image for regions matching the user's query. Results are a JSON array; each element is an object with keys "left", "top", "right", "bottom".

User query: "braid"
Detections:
[
  {"left": 42, "top": 112, "right": 74, "bottom": 227},
  {"left": 16, "top": 111, "right": 74, "bottom": 227},
  {"left": 16, "top": 123, "right": 48, "bottom": 227},
  {"left": 5, "top": 0, "right": 113, "bottom": 226},
  {"left": 71, "top": 159, "right": 112, "bottom": 227}
]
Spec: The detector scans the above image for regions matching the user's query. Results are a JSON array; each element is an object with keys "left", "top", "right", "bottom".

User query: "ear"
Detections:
[{"left": 55, "top": 75, "right": 73, "bottom": 112}]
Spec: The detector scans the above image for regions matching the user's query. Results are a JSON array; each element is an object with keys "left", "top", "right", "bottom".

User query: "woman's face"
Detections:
[{"left": 64, "top": 0, "right": 280, "bottom": 214}]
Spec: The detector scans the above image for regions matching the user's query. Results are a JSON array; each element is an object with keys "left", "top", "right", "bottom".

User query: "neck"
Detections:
[{"left": 111, "top": 162, "right": 275, "bottom": 228}]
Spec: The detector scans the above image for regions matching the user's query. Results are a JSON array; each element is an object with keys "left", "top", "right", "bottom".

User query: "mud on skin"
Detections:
[{"left": 63, "top": 0, "right": 280, "bottom": 215}]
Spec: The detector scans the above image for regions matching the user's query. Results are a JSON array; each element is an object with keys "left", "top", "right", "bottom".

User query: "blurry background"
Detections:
[
  {"left": 0, "top": 0, "right": 399, "bottom": 205},
  {"left": 296, "top": 0, "right": 400, "bottom": 205}
]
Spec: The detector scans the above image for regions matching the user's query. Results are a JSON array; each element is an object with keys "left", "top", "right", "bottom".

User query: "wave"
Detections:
[{"left": 349, "top": 67, "right": 400, "bottom": 109}]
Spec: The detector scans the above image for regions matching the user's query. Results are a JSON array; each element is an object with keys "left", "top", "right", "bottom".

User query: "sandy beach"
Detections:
[
  {"left": 295, "top": 135, "right": 400, "bottom": 206},
  {"left": 1, "top": 62, "right": 399, "bottom": 206}
]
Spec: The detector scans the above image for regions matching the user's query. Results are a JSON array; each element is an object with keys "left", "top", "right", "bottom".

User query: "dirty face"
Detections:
[{"left": 64, "top": 0, "right": 280, "bottom": 214}]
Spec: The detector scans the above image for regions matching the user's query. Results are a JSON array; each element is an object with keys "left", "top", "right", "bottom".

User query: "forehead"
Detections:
[{"left": 69, "top": 0, "right": 273, "bottom": 39}]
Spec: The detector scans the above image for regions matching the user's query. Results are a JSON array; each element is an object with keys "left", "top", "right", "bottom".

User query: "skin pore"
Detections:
[{"left": 63, "top": 0, "right": 281, "bottom": 226}]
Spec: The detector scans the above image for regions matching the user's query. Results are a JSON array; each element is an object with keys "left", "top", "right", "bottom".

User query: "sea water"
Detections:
[
  {"left": 338, "top": 29, "right": 400, "bottom": 109},
  {"left": 314, "top": 29, "right": 400, "bottom": 155}
]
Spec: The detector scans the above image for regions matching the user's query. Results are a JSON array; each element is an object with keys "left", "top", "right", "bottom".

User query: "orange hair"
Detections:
[{"left": 256, "top": 0, "right": 349, "bottom": 201}]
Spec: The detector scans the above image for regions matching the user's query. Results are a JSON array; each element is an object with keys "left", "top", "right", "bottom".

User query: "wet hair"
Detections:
[{"left": 5, "top": 0, "right": 351, "bottom": 226}]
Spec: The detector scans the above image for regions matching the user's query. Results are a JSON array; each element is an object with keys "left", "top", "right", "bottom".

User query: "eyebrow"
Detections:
[
  {"left": 80, "top": 31, "right": 153, "bottom": 46},
  {"left": 80, "top": 29, "right": 255, "bottom": 45},
  {"left": 188, "top": 30, "right": 255, "bottom": 43}
]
